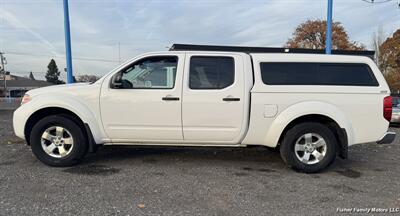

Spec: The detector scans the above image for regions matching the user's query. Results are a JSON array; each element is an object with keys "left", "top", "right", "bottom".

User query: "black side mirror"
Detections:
[{"left": 110, "top": 72, "right": 123, "bottom": 88}]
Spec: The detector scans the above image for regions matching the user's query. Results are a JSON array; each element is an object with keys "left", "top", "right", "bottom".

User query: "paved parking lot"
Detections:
[{"left": 0, "top": 110, "right": 399, "bottom": 215}]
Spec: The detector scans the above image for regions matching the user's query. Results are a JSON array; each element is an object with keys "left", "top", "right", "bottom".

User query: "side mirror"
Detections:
[{"left": 110, "top": 72, "right": 123, "bottom": 88}]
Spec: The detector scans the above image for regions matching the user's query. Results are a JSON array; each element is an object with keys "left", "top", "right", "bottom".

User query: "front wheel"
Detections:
[
  {"left": 30, "top": 115, "right": 88, "bottom": 167},
  {"left": 280, "top": 122, "right": 337, "bottom": 173}
]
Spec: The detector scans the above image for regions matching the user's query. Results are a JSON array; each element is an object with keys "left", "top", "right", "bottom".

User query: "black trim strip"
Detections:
[
  {"left": 223, "top": 97, "right": 240, "bottom": 101},
  {"left": 162, "top": 97, "right": 180, "bottom": 101}
]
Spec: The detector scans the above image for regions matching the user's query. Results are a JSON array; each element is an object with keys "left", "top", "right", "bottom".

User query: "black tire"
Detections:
[
  {"left": 30, "top": 115, "right": 88, "bottom": 167},
  {"left": 280, "top": 122, "right": 337, "bottom": 173}
]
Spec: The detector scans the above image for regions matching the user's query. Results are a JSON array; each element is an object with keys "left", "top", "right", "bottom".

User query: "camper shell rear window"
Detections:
[{"left": 260, "top": 62, "right": 379, "bottom": 86}]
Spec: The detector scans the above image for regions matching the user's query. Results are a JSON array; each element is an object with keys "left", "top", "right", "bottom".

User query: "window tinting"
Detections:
[
  {"left": 260, "top": 62, "right": 378, "bottom": 86},
  {"left": 189, "top": 56, "right": 234, "bottom": 89}
]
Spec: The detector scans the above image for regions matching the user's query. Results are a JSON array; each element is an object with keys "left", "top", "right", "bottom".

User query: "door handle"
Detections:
[
  {"left": 162, "top": 96, "right": 180, "bottom": 101},
  {"left": 223, "top": 97, "right": 240, "bottom": 102}
]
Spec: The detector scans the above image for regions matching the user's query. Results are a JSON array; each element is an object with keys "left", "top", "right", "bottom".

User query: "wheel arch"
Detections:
[
  {"left": 24, "top": 106, "right": 99, "bottom": 152},
  {"left": 25, "top": 107, "right": 81, "bottom": 143},
  {"left": 278, "top": 114, "right": 348, "bottom": 159},
  {"left": 265, "top": 101, "right": 353, "bottom": 158},
  {"left": 20, "top": 92, "right": 107, "bottom": 145}
]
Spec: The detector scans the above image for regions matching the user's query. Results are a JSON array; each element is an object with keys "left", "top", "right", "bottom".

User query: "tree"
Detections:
[
  {"left": 45, "top": 59, "right": 63, "bottom": 84},
  {"left": 286, "top": 19, "right": 365, "bottom": 50},
  {"left": 77, "top": 75, "right": 100, "bottom": 83},
  {"left": 28, "top": 71, "right": 35, "bottom": 80},
  {"left": 379, "top": 29, "right": 400, "bottom": 92}
]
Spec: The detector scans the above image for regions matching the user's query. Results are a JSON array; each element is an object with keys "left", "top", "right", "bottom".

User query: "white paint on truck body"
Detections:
[
  {"left": 242, "top": 54, "right": 390, "bottom": 147},
  {"left": 13, "top": 51, "right": 390, "bottom": 149}
]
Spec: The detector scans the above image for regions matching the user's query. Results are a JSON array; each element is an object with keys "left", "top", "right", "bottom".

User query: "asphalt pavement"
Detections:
[{"left": 0, "top": 110, "right": 399, "bottom": 216}]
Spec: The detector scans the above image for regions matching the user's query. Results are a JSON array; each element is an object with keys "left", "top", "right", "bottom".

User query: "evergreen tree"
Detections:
[
  {"left": 29, "top": 71, "right": 35, "bottom": 80},
  {"left": 45, "top": 59, "right": 62, "bottom": 84}
]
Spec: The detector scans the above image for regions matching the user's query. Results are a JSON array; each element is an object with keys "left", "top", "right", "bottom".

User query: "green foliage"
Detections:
[{"left": 45, "top": 59, "right": 64, "bottom": 84}]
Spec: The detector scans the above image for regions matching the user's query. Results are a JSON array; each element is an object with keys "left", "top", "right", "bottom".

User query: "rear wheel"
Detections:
[
  {"left": 280, "top": 122, "right": 337, "bottom": 173},
  {"left": 30, "top": 115, "right": 88, "bottom": 167}
]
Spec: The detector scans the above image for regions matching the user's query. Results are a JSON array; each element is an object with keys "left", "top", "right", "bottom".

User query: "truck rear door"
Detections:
[{"left": 182, "top": 53, "right": 246, "bottom": 144}]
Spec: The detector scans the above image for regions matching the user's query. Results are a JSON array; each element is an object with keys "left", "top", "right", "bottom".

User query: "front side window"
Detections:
[
  {"left": 117, "top": 56, "right": 177, "bottom": 89},
  {"left": 189, "top": 56, "right": 234, "bottom": 89}
]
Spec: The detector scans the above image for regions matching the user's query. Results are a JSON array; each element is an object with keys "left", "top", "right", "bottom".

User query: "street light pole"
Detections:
[
  {"left": 326, "top": 0, "right": 333, "bottom": 54},
  {"left": 63, "top": 0, "right": 74, "bottom": 83}
]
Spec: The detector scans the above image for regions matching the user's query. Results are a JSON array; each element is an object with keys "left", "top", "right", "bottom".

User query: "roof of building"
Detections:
[{"left": 0, "top": 75, "right": 52, "bottom": 88}]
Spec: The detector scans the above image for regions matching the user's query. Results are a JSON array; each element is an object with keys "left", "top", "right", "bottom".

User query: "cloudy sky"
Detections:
[{"left": 0, "top": 0, "right": 399, "bottom": 80}]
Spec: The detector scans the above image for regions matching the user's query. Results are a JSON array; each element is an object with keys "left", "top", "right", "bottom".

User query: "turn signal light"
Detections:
[{"left": 21, "top": 94, "right": 31, "bottom": 105}]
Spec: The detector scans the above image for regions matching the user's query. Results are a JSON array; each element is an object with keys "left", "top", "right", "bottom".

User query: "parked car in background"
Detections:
[
  {"left": 13, "top": 44, "right": 396, "bottom": 173},
  {"left": 391, "top": 97, "right": 400, "bottom": 124}
]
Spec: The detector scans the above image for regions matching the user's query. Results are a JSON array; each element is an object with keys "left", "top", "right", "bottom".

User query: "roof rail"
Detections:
[{"left": 169, "top": 44, "right": 375, "bottom": 57}]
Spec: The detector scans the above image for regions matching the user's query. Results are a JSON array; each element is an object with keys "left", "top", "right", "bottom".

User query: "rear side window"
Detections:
[
  {"left": 260, "top": 62, "right": 379, "bottom": 86},
  {"left": 189, "top": 56, "right": 234, "bottom": 89}
]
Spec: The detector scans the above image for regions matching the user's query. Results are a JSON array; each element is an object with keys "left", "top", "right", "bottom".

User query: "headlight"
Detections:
[{"left": 21, "top": 94, "right": 31, "bottom": 105}]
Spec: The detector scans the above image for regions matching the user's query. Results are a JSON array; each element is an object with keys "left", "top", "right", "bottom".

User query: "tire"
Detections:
[
  {"left": 30, "top": 115, "right": 88, "bottom": 167},
  {"left": 280, "top": 122, "right": 337, "bottom": 173}
]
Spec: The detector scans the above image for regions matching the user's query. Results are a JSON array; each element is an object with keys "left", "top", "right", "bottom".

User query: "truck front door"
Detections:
[{"left": 100, "top": 54, "right": 184, "bottom": 142}]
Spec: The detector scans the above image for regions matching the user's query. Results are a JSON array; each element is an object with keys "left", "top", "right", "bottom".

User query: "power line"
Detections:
[
  {"left": 3, "top": 51, "right": 120, "bottom": 63},
  {"left": 361, "top": 0, "right": 400, "bottom": 9},
  {"left": 361, "top": 0, "right": 394, "bottom": 3},
  {"left": 361, "top": 0, "right": 400, "bottom": 6},
  {"left": 12, "top": 71, "right": 46, "bottom": 74}
]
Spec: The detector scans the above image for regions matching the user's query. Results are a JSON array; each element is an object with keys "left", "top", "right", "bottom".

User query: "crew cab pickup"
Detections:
[{"left": 13, "top": 45, "right": 396, "bottom": 173}]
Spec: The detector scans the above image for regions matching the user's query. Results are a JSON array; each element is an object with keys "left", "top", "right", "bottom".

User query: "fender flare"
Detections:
[
  {"left": 25, "top": 94, "right": 106, "bottom": 144},
  {"left": 265, "top": 101, "right": 354, "bottom": 147}
]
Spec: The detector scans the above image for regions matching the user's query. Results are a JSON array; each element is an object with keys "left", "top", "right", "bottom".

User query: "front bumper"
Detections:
[
  {"left": 377, "top": 132, "right": 396, "bottom": 144},
  {"left": 13, "top": 106, "right": 29, "bottom": 140}
]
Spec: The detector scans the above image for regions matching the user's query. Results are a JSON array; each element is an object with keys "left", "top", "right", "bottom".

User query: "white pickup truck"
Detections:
[{"left": 13, "top": 44, "right": 395, "bottom": 173}]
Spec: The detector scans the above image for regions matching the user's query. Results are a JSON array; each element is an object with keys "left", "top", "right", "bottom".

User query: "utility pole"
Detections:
[
  {"left": 0, "top": 52, "right": 6, "bottom": 97},
  {"left": 63, "top": 0, "right": 74, "bottom": 83},
  {"left": 326, "top": 0, "right": 333, "bottom": 54}
]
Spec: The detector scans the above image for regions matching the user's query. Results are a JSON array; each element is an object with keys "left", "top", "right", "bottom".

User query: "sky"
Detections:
[{"left": 0, "top": 0, "right": 399, "bottom": 81}]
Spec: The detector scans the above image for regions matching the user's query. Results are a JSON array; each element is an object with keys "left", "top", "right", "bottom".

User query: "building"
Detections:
[{"left": 0, "top": 73, "right": 52, "bottom": 97}]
